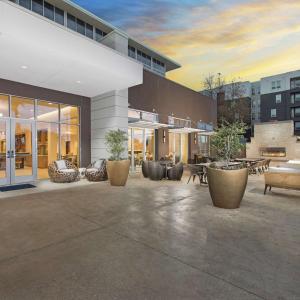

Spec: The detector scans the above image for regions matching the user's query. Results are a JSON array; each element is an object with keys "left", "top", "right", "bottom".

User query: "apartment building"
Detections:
[
  {"left": 0, "top": 0, "right": 216, "bottom": 185},
  {"left": 260, "top": 70, "right": 300, "bottom": 135}
]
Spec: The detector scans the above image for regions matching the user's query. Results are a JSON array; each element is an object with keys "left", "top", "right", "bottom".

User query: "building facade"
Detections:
[
  {"left": 260, "top": 70, "right": 300, "bottom": 135},
  {"left": 0, "top": 0, "right": 215, "bottom": 185}
]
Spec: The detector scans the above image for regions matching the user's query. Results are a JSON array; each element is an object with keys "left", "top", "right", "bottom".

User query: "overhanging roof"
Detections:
[
  {"left": 128, "top": 120, "right": 169, "bottom": 129},
  {"left": 0, "top": 1, "right": 143, "bottom": 98},
  {"left": 169, "top": 128, "right": 204, "bottom": 134}
]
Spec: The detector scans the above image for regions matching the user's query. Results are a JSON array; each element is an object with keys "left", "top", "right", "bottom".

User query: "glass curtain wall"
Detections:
[
  {"left": 169, "top": 132, "right": 188, "bottom": 164},
  {"left": 37, "top": 101, "right": 80, "bottom": 179},
  {"left": 128, "top": 128, "right": 155, "bottom": 171},
  {"left": 0, "top": 93, "right": 81, "bottom": 181}
]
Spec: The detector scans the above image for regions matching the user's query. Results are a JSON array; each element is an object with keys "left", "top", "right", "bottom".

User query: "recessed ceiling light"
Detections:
[
  {"left": 76, "top": 80, "right": 81, "bottom": 84},
  {"left": 21, "top": 65, "right": 28, "bottom": 69},
  {"left": 48, "top": 102, "right": 53, "bottom": 105},
  {"left": 0, "top": 113, "right": 3, "bottom": 117}
]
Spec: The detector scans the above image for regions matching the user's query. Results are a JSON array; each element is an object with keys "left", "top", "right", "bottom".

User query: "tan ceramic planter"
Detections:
[
  {"left": 107, "top": 160, "right": 130, "bottom": 186},
  {"left": 207, "top": 167, "right": 248, "bottom": 209}
]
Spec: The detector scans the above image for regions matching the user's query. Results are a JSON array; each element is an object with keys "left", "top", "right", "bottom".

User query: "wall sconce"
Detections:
[
  {"left": 194, "top": 133, "right": 197, "bottom": 145},
  {"left": 163, "top": 130, "right": 166, "bottom": 144}
]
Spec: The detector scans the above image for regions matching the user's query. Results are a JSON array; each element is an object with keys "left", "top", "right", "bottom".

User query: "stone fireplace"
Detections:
[{"left": 247, "top": 121, "right": 300, "bottom": 160}]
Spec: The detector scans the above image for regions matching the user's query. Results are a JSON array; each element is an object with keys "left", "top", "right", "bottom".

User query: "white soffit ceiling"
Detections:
[{"left": 0, "top": 1, "right": 143, "bottom": 98}]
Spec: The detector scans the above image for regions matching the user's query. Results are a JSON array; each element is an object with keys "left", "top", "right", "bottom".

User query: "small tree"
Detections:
[
  {"left": 211, "top": 121, "right": 247, "bottom": 167},
  {"left": 105, "top": 129, "right": 128, "bottom": 161}
]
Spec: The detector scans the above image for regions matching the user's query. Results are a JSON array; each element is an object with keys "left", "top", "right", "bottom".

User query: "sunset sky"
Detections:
[{"left": 72, "top": 0, "right": 300, "bottom": 91}]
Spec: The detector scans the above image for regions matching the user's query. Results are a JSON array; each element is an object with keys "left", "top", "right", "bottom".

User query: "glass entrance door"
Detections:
[
  {"left": 0, "top": 119, "right": 37, "bottom": 185},
  {"left": 0, "top": 119, "right": 10, "bottom": 186},
  {"left": 11, "top": 119, "right": 37, "bottom": 184}
]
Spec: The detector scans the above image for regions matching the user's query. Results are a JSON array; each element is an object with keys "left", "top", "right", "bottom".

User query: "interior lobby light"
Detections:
[
  {"left": 76, "top": 80, "right": 81, "bottom": 84},
  {"left": 21, "top": 65, "right": 28, "bottom": 69}
]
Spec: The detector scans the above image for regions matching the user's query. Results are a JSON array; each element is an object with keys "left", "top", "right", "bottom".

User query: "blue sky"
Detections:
[{"left": 72, "top": 0, "right": 300, "bottom": 90}]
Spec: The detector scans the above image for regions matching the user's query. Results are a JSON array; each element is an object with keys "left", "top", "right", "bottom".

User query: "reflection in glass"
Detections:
[
  {"left": 0, "top": 121, "right": 6, "bottom": 179},
  {"left": 145, "top": 129, "right": 154, "bottom": 160},
  {"left": 169, "top": 132, "right": 182, "bottom": 163},
  {"left": 60, "top": 124, "right": 79, "bottom": 166},
  {"left": 0, "top": 94, "right": 9, "bottom": 118},
  {"left": 37, "top": 122, "right": 59, "bottom": 179},
  {"left": 15, "top": 122, "right": 32, "bottom": 177},
  {"left": 133, "top": 129, "right": 143, "bottom": 169},
  {"left": 181, "top": 133, "right": 188, "bottom": 164},
  {"left": 11, "top": 97, "right": 34, "bottom": 119},
  {"left": 128, "top": 129, "right": 132, "bottom": 166},
  {"left": 37, "top": 101, "right": 59, "bottom": 122},
  {"left": 60, "top": 105, "right": 79, "bottom": 124}
]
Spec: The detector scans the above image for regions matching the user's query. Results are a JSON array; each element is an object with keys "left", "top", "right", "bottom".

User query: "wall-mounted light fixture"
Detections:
[
  {"left": 163, "top": 130, "right": 166, "bottom": 144},
  {"left": 194, "top": 133, "right": 197, "bottom": 145}
]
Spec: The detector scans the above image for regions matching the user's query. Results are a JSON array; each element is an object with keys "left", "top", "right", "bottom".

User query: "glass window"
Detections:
[
  {"left": 11, "top": 97, "right": 34, "bottom": 119},
  {"left": 275, "top": 94, "right": 281, "bottom": 103},
  {"left": 60, "top": 105, "right": 79, "bottom": 124},
  {"left": 95, "top": 28, "right": 104, "bottom": 42},
  {"left": 60, "top": 124, "right": 79, "bottom": 166},
  {"left": 291, "top": 77, "right": 300, "bottom": 89},
  {"left": 295, "top": 107, "right": 300, "bottom": 116},
  {"left": 37, "top": 122, "right": 59, "bottom": 179},
  {"left": 271, "top": 108, "right": 276, "bottom": 118},
  {"left": 55, "top": 7, "right": 64, "bottom": 25},
  {"left": 145, "top": 129, "right": 155, "bottom": 161},
  {"left": 276, "top": 80, "right": 281, "bottom": 88},
  {"left": 44, "top": 1, "right": 54, "bottom": 21},
  {"left": 86, "top": 23, "right": 93, "bottom": 39},
  {"left": 0, "top": 120, "right": 7, "bottom": 179},
  {"left": 0, "top": 94, "right": 9, "bottom": 118},
  {"left": 295, "top": 122, "right": 300, "bottom": 130},
  {"left": 32, "top": 0, "right": 43, "bottom": 15},
  {"left": 37, "top": 101, "right": 59, "bottom": 122},
  {"left": 76, "top": 18, "right": 85, "bottom": 35},
  {"left": 67, "top": 13, "right": 76, "bottom": 31},
  {"left": 19, "top": 0, "right": 31, "bottom": 9},
  {"left": 271, "top": 81, "right": 276, "bottom": 90}
]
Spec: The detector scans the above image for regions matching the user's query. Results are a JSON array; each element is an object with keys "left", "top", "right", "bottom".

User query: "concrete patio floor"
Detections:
[{"left": 0, "top": 174, "right": 299, "bottom": 300}]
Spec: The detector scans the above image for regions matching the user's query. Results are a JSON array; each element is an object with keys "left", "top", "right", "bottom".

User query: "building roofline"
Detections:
[
  {"left": 261, "top": 69, "right": 300, "bottom": 80},
  {"left": 64, "top": 0, "right": 181, "bottom": 71}
]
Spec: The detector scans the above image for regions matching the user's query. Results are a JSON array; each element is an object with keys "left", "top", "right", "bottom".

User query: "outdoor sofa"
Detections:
[{"left": 264, "top": 167, "right": 300, "bottom": 194}]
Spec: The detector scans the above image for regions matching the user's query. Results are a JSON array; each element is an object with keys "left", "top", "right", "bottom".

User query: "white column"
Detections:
[{"left": 91, "top": 89, "right": 129, "bottom": 161}]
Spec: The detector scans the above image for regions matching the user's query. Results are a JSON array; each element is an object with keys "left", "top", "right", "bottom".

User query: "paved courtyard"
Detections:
[{"left": 0, "top": 174, "right": 299, "bottom": 300}]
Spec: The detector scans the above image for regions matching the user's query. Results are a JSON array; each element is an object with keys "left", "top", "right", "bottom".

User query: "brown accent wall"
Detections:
[
  {"left": 129, "top": 70, "right": 217, "bottom": 126},
  {"left": 156, "top": 128, "right": 169, "bottom": 159},
  {"left": 0, "top": 79, "right": 91, "bottom": 166}
]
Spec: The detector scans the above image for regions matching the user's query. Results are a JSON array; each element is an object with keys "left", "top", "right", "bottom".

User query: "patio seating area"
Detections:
[{"left": 0, "top": 173, "right": 299, "bottom": 299}]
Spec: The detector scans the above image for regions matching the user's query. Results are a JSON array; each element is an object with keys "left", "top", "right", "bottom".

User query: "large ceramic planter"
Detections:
[
  {"left": 207, "top": 167, "right": 248, "bottom": 209},
  {"left": 107, "top": 160, "right": 130, "bottom": 186}
]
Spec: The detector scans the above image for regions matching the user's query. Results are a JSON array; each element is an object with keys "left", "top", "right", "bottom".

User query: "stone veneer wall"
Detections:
[{"left": 246, "top": 121, "right": 300, "bottom": 160}]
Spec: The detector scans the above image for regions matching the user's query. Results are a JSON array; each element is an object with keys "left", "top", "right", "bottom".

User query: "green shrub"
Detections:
[{"left": 105, "top": 129, "right": 128, "bottom": 161}]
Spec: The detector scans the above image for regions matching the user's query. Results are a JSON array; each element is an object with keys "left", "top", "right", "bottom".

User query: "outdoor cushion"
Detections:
[
  {"left": 86, "top": 168, "right": 99, "bottom": 172},
  {"left": 55, "top": 160, "right": 67, "bottom": 170},
  {"left": 60, "top": 169, "right": 76, "bottom": 173},
  {"left": 93, "top": 159, "right": 104, "bottom": 169}
]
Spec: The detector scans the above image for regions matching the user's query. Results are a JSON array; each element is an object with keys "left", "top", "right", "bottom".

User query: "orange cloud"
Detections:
[{"left": 126, "top": 0, "right": 300, "bottom": 90}]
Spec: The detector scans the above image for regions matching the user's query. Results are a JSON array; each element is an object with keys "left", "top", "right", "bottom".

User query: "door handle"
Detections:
[
  {"left": 6, "top": 150, "right": 10, "bottom": 158},
  {"left": 11, "top": 150, "right": 15, "bottom": 158}
]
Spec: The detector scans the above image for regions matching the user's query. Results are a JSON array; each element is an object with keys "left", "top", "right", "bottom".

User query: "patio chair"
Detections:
[
  {"left": 187, "top": 164, "right": 203, "bottom": 184},
  {"left": 85, "top": 159, "right": 108, "bottom": 182},
  {"left": 167, "top": 162, "right": 184, "bottom": 181},
  {"left": 48, "top": 160, "right": 79, "bottom": 183},
  {"left": 148, "top": 161, "right": 164, "bottom": 181},
  {"left": 142, "top": 160, "right": 149, "bottom": 178}
]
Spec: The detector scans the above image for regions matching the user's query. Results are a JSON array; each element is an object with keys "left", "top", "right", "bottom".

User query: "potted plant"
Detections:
[
  {"left": 105, "top": 129, "right": 130, "bottom": 186},
  {"left": 208, "top": 121, "right": 248, "bottom": 209}
]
